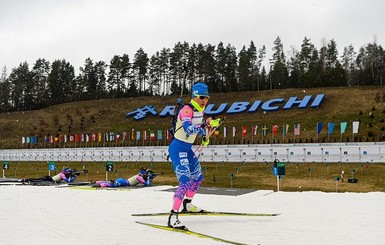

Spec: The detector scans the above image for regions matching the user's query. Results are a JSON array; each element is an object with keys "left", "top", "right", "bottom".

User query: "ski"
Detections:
[
  {"left": 135, "top": 221, "right": 247, "bottom": 245},
  {"left": 132, "top": 210, "right": 280, "bottom": 217}
]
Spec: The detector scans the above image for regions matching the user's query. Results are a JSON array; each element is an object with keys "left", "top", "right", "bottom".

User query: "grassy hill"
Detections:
[{"left": 1, "top": 86, "right": 385, "bottom": 148}]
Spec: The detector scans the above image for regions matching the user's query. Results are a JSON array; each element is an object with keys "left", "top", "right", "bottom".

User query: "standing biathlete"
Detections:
[{"left": 167, "top": 82, "right": 220, "bottom": 229}]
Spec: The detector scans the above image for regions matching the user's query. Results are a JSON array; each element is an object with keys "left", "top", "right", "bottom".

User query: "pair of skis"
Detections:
[{"left": 134, "top": 210, "right": 280, "bottom": 244}]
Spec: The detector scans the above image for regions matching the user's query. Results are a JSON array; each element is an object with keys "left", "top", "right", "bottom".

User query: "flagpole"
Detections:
[{"left": 293, "top": 124, "right": 295, "bottom": 143}]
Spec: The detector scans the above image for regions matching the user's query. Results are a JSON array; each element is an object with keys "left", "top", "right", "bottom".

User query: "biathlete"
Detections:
[
  {"left": 22, "top": 167, "right": 79, "bottom": 184},
  {"left": 94, "top": 167, "right": 157, "bottom": 188},
  {"left": 167, "top": 81, "right": 221, "bottom": 229}
]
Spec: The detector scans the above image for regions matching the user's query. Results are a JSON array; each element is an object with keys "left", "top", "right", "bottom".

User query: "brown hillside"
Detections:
[{"left": 1, "top": 86, "right": 385, "bottom": 149}]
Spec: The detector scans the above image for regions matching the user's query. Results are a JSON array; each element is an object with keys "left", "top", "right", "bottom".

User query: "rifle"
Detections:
[{"left": 194, "top": 117, "right": 225, "bottom": 158}]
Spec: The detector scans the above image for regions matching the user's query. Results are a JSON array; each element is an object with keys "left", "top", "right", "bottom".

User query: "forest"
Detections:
[{"left": 0, "top": 36, "right": 384, "bottom": 113}]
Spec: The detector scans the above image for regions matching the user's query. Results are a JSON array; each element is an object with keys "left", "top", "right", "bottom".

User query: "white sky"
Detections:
[
  {"left": 0, "top": 0, "right": 384, "bottom": 74},
  {"left": 0, "top": 185, "right": 384, "bottom": 245}
]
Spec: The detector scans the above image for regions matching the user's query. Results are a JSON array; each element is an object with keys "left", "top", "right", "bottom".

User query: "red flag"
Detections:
[
  {"left": 272, "top": 125, "right": 278, "bottom": 136},
  {"left": 242, "top": 126, "right": 247, "bottom": 137},
  {"left": 75, "top": 134, "right": 80, "bottom": 143}
]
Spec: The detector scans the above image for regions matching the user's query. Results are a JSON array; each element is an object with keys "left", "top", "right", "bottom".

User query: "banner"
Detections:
[
  {"left": 272, "top": 125, "right": 278, "bottom": 136},
  {"left": 242, "top": 126, "right": 247, "bottom": 137},
  {"left": 261, "top": 125, "right": 268, "bottom": 136},
  {"left": 352, "top": 121, "right": 360, "bottom": 134},
  {"left": 294, "top": 123, "right": 300, "bottom": 135},
  {"left": 157, "top": 130, "right": 163, "bottom": 140},
  {"left": 328, "top": 122, "right": 335, "bottom": 135},
  {"left": 283, "top": 124, "right": 289, "bottom": 137},
  {"left": 317, "top": 122, "right": 324, "bottom": 135}
]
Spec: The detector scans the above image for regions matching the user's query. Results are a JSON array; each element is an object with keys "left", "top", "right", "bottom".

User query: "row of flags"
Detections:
[{"left": 21, "top": 121, "right": 361, "bottom": 145}]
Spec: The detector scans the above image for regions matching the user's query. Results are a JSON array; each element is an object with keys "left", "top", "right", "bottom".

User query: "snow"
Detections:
[{"left": 0, "top": 185, "right": 384, "bottom": 245}]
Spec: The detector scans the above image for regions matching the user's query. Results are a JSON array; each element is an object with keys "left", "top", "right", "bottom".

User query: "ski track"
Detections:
[{"left": 0, "top": 185, "right": 384, "bottom": 245}]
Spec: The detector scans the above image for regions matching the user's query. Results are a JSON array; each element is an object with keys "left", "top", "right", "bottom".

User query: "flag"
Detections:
[
  {"left": 232, "top": 127, "right": 236, "bottom": 137},
  {"left": 103, "top": 133, "right": 108, "bottom": 142},
  {"left": 283, "top": 124, "right": 289, "bottom": 137},
  {"left": 143, "top": 131, "right": 147, "bottom": 140},
  {"left": 317, "top": 122, "right": 324, "bottom": 135},
  {"left": 150, "top": 131, "right": 155, "bottom": 141},
  {"left": 261, "top": 125, "right": 268, "bottom": 136},
  {"left": 122, "top": 132, "right": 127, "bottom": 141},
  {"left": 109, "top": 132, "right": 115, "bottom": 141},
  {"left": 252, "top": 126, "right": 258, "bottom": 135},
  {"left": 166, "top": 129, "right": 170, "bottom": 140},
  {"left": 50, "top": 135, "right": 54, "bottom": 143},
  {"left": 64, "top": 135, "right": 67, "bottom": 143},
  {"left": 223, "top": 127, "right": 228, "bottom": 138},
  {"left": 136, "top": 131, "right": 141, "bottom": 140},
  {"left": 352, "top": 121, "right": 359, "bottom": 134},
  {"left": 294, "top": 123, "right": 301, "bottom": 135},
  {"left": 70, "top": 135, "right": 75, "bottom": 142},
  {"left": 30, "top": 136, "right": 35, "bottom": 144},
  {"left": 34, "top": 136, "right": 39, "bottom": 144},
  {"left": 98, "top": 133, "right": 102, "bottom": 142},
  {"left": 340, "top": 122, "right": 347, "bottom": 134},
  {"left": 92, "top": 132, "right": 96, "bottom": 142},
  {"left": 22, "top": 137, "right": 25, "bottom": 144},
  {"left": 116, "top": 132, "right": 121, "bottom": 141},
  {"left": 328, "top": 122, "right": 335, "bottom": 135},
  {"left": 272, "top": 125, "right": 278, "bottom": 136},
  {"left": 157, "top": 130, "right": 163, "bottom": 140},
  {"left": 131, "top": 129, "right": 135, "bottom": 140},
  {"left": 26, "top": 137, "right": 31, "bottom": 144},
  {"left": 242, "top": 126, "right": 247, "bottom": 137}
]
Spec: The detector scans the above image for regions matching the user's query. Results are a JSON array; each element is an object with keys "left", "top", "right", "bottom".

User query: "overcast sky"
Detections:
[{"left": 0, "top": 0, "right": 384, "bottom": 74}]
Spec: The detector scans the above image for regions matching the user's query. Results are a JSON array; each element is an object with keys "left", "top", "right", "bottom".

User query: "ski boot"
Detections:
[
  {"left": 167, "top": 210, "right": 186, "bottom": 229},
  {"left": 182, "top": 198, "right": 202, "bottom": 213}
]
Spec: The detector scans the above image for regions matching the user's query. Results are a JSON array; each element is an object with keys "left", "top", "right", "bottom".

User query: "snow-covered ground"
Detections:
[{"left": 0, "top": 185, "right": 384, "bottom": 245}]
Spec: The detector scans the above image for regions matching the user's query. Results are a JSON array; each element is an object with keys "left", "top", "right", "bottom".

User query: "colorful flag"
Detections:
[
  {"left": 242, "top": 126, "right": 247, "bottom": 137},
  {"left": 157, "top": 130, "right": 163, "bottom": 140},
  {"left": 328, "top": 122, "right": 335, "bottom": 135},
  {"left": 116, "top": 132, "right": 121, "bottom": 141},
  {"left": 352, "top": 121, "right": 360, "bottom": 134},
  {"left": 109, "top": 132, "right": 115, "bottom": 141},
  {"left": 98, "top": 133, "right": 102, "bottom": 142},
  {"left": 317, "top": 122, "right": 324, "bottom": 135},
  {"left": 143, "top": 131, "right": 147, "bottom": 140},
  {"left": 340, "top": 122, "right": 347, "bottom": 134},
  {"left": 131, "top": 129, "right": 135, "bottom": 140},
  {"left": 150, "top": 131, "right": 155, "bottom": 141},
  {"left": 103, "top": 133, "right": 108, "bottom": 142},
  {"left": 294, "top": 123, "right": 301, "bottom": 135},
  {"left": 261, "top": 125, "right": 268, "bottom": 136},
  {"left": 252, "top": 126, "right": 258, "bottom": 135},
  {"left": 232, "top": 127, "right": 236, "bottom": 138},
  {"left": 272, "top": 125, "right": 278, "bottom": 136},
  {"left": 122, "top": 132, "right": 127, "bottom": 141},
  {"left": 70, "top": 135, "right": 75, "bottom": 142},
  {"left": 283, "top": 124, "right": 289, "bottom": 137},
  {"left": 223, "top": 127, "right": 228, "bottom": 138},
  {"left": 136, "top": 131, "right": 141, "bottom": 140},
  {"left": 22, "top": 137, "right": 25, "bottom": 144}
]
